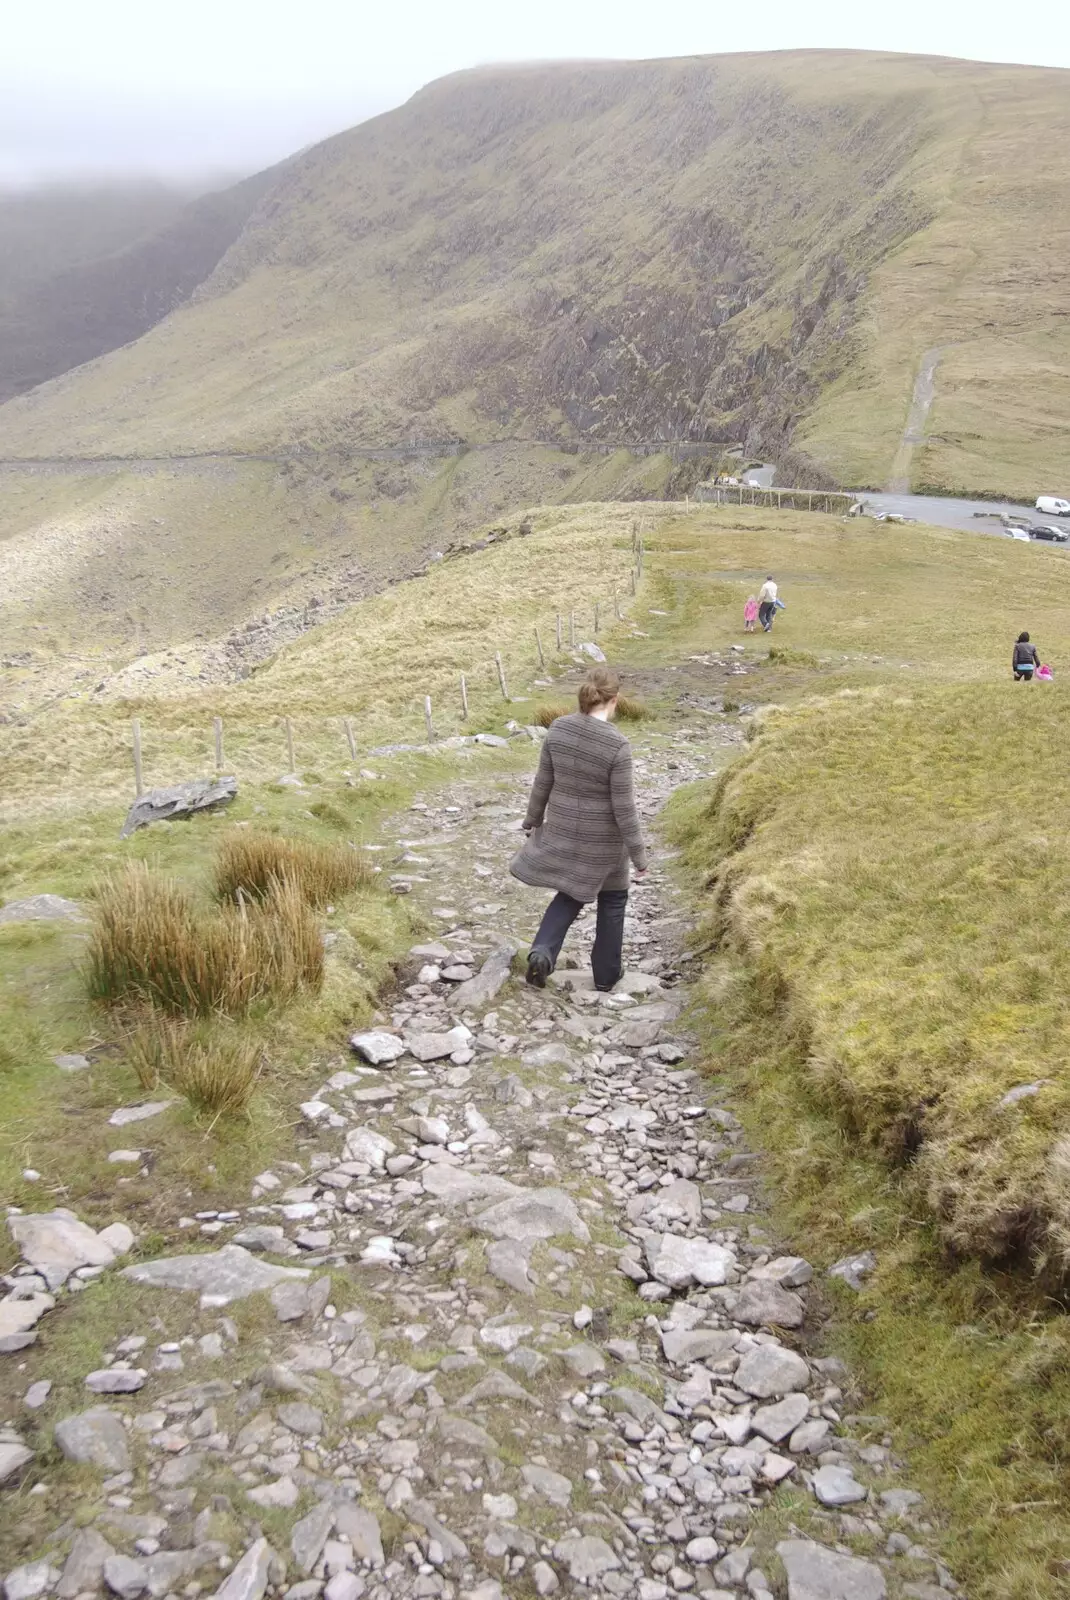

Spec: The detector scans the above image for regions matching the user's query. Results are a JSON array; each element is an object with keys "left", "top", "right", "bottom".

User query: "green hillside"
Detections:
[{"left": 1, "top": 50, "right": 1067, "bottom": 493}]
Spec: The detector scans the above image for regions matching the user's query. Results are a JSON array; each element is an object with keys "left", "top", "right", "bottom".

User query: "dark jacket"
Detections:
[
  {"left": 509, "top": 713, "right": 648, "bottom": 902},
  {"left": 1013, "top": 641, "right": 1040, "bottom": 669}
]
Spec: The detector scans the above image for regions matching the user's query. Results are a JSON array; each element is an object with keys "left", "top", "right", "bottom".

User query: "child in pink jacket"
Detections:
[{"left": 743, "top": 595, "right": 758, "bottom": 633}]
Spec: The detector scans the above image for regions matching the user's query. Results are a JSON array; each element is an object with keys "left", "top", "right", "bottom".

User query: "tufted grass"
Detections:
[
  {"left": 125, "top": 1012, "right": 263, "bottom": 1116},
  {"left": 214, "top": 829, "right": 373, "bottom": 908}
]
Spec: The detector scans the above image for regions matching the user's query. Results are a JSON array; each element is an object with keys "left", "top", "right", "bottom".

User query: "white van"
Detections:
[{"left": 1036, "top": 496, "right": 1070, "bottom": 516}]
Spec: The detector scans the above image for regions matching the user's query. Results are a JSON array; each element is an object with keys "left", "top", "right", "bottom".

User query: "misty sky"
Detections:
[{"left": 4, "top": 0, "right": 1070, "bottom": 186}]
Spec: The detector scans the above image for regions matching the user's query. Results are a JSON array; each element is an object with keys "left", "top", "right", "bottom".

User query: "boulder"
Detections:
[
  {"left": 775, "top": 1540, "right": 885, "bottom": 1600},
  {"left": 552, "top": 1536, "right": 619, "bottom": 1585},
  {"left": 57, "top": 1529, "right": 115, "bottom": 1598},
  {"left": 0, "top": 1294, "right": 54, "bottom": 1340},
  {"left": 332, "top": 1506, "right": 384, "bottom": 1569},
  {"left": 734, "top": 1344, "right": 810, "bottom": 1398},
  {"left": 119, "top": 776, "right": 238, "bottom": 839},
  {"left": 644, "top": 1233, "right": 735, "bottom": 1289},
  {"left": 121, "top": 1244, "right": 309, "bottom": 1303},
  {"left": 9, "top": 1209, "right": 116, "bottom": 1288},
  {"left": 0, "top": 895, "right": 85, "bottom": 924},
  {"left": 732, "top": 1279, "right": 805, "bottom": 1327},
  {"left": 349, "top": 1031, "right": 406, "bottom": 1066},
  {"left": 210, "top": 1539, "right": 276, "bottom": 1600},
  {"left": 474, "top": 1187, "right": 590, "bottom": 1245},
  {"left": 0, "top": 1437, "right": 33, "bottom": 1485},
  {"left": 403, "top": 1027, "right": 472, "bottom": 1063},
  {"left": 54, "top": 1408, "right": 130, "bottom": 1470}
]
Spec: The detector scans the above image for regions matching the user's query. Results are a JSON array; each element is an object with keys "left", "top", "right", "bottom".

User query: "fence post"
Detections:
[
  {"left": 495, "top": 651, "right": 509, "bottom": 700},
  {"left": 569, "top": 611, "right": 576, "bottom": 647},
  {"left": 424, "top": 696, "right": 434, "bottom": 741},
  {"left": 614, "top": 590, "right": 622, "bottom": 620},
  {"left": 343, "top": 717, "right": 357, "bottom": 760},
  {"left": 593, "top": 602, "right": 600, "bottom": 636},
  {"left": 630, "top": 568, "right": 637, "bottom": 595},
  {"left": 460, "top": 674, "right": 468, "bottom": 720},
  {"left": 284, "top": 718, "right": 296, "bottom": 774},
  {"left": 534, "top": 625, "right": 545, "bottom": 668},
  {"left": 132, "top": 719, "right": 144, "bottom": 797},
  {"left": 213, "top": 716, "right": 224, "bottom": 772},
  {"left": 556, "top": 614, "right": 562, "bottom": 651}
]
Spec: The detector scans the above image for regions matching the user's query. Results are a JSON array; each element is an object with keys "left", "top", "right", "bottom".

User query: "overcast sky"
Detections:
[{"left": 4, "top": 0, "right": 1069, "bottom": 186}]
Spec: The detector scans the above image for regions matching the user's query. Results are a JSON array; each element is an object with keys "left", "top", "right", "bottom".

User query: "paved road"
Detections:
[{"left": 858, "top": 490, "right": 1064, "bottom": 537}]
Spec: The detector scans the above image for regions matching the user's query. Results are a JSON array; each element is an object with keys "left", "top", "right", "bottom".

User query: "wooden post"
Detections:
[
  {"left": 534, "top": 625, "right": 545, "bottom": 668},
  {"left": 343, "top": 717, "right": 357, "bottom": 760},
  {"left": 495, "top": 651, "right": 509, "bottom": 700},
  {"left": 556, "top": 614, "right": 562, "bottom": 651},
  {"left": 132, "top": 718, "right": 144, "bottom": 798},
  {"left": 614, "top": 590, "right": 622, "bottom": 620},
  {"left": 213, "top": 716, "right": 223, "bottom": 771},
  {"left": 460, "top": 674, "right": 468, "bottom": 719},
  {"left": 807, "top": 491, "right": 814, "bottom": 512},
  {"left": 424, "top": 695, "right": 434, "bottom": 741},
  {"left": 569, "top": 611, "right": 576, "bottom": 647},
  {"left": 284, "top": 718, "right": 295, "bottom": 774},
  {"left": 630, "top": 568, "right": 637, "bottom": 595}
]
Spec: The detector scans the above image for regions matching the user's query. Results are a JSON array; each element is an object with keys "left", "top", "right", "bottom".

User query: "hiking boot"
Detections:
[{"left": 526, "top": 949, "right": 552, "bottom": 989}]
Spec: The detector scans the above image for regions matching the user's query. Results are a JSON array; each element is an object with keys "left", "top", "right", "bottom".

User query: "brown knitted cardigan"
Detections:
[{"left": 509, "top": 712, "right": 648, "bottom": 902}]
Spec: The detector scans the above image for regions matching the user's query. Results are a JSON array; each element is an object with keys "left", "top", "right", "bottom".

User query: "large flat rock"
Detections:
[
  {"left": 121, "top": 1245, "right": 309, "bottom": 1304},
  {"left": 776, "top": 1539, "right": 886, "bottom": 1600},
  {"left": 9, "top": 1209, "right": 117, "bottom": 1288}
]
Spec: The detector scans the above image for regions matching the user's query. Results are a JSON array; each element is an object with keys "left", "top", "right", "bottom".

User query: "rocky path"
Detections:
[{"left": 2, "top": 724, "right": 961, "bottom": 1600}]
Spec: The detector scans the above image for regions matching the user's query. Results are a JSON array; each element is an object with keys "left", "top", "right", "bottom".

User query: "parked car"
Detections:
[
  {"left": 1036, "top": 496, "right": 1070, "bottom": 516},
  {"left": 1028, "top": 524, "right": 1070, "bottom": 542},
  {"left": 1007, "top": 527, "right": 1031, "bottom": 542}
]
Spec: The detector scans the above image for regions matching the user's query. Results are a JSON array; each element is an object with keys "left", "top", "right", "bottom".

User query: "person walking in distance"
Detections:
[
  {"left": 757, "top": 574, "right": 778, "bottom": 632},
  {"left": 1012, "top": 631, "right": 1040, "bottom": 681},
  {"left": 511, "top": 666, "right": 648, "bottom": 992}
]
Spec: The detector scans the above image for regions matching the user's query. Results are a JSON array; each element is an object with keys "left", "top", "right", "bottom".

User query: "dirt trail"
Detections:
[
  {"left": 0, "top": 719, "right": 959, "bottom": 1600},
  {"left": 885, "top": 345, "right": 947, "bottom": 494}
]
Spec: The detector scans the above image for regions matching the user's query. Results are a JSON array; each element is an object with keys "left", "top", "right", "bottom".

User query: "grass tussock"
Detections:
[
  {"left": 532, "top": 703, "right": 572, "bottom": 727},
  {"left": 126, "top": 1013, "right": 262, "bottom": 1115},
  {"left": 87, "top": 864, "right": 323, "bottom": 1018},
  {"left": 614, "top": 693, "right": 647, "bottom": 721},
  {"left": 215, "top": 829, "right": 373, "bottom": 907}
]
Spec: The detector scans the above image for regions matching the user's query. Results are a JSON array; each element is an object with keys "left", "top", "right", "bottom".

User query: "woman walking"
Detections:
[{"left": 511, "top": 666, "right": 648, "bottom": 992}]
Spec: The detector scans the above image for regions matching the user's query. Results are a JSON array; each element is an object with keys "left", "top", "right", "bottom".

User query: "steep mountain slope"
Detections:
[
  {"left": 5, "top": 49, "right": 1067, "bottom": 485},
  {"left": 2, "top": 49, "right": 1069, "bottom": 705},
  {"left": 0, "top": 171, "right": 278, "bottom": 404}
]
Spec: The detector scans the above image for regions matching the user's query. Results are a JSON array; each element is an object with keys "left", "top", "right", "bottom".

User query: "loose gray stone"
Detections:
[
  {"left": 233, "top": 1225, "right": 287, "bottom": 1252},
  {"left": 121, "top": 1245, "right": 309, "bottom": 1303},
  {"left": 212, "top": 1539, "right": 275, "bottom": 1600},
  {"left": 879, "top": 1488, "right": 923, "bottom": 1516},
  {"left": 751, "top": 1254, "right": 813, "bottom": 1289},
  {"left": 644, "top": 1233, "right": 735, "bottom": 1289},
  {"left": 9, "top": 1209, "right": 116, "bottom": 1287},
  {"left": 732, "top": 1279, "right": 805, "bottom": 1327},
  {"left": 109, "top": 1100, "right": 175, "bottom": 1127},
  {"left": 57, "top": 1530, "right": 115, "bottom": 1598},
  {"left": 349, "top": 1031, "right": 406, "bottom": 1065},
  {"left": 0, "top": 1294, "right": 54, "bottom": 1339},
  {"left": 54, "top": 1054, "right": 91, "bottom": 1073},
  {"left": 532, "top": 1563, "right": 559, "bottom": 1596},
  {"left": 776, "top": 1539, "right": 886, "bottom": 1599},
  {"left": 660, "top": 1327, "right": 738, "bottom": 1365},
  {"left": 291, "top": 1503, "right": 334, "bottom": 1574},
  {"left": 422, "top": 1166, "right": 518, "bottom": 1206},
  {"left": 751, "top": 1392, "right": 810, "bottom": 1443},
  {"left": 485, "top": 1237, "right": 534, "bottom": 1295},
  {"left": 0, "top": 1438, "right": 33, "bottom": 1484},
  {"left": 277, "top": 1402, "right": 323, "bottom": 1436},
  {"left": 521, "top": 1464, "right": 572, "bottom": 1507},
  {"left": 333, "top": 1506, "right": 384, "bottom": 1568},
  {"left": 406, "top": 1500, "right": 467, "bottom": 1560},
  {"left": 474, "top": 1187, "right": 590, "bottom": 1244},
  {"left": 734, "top": 1344, "right": 810, "bottom": 1398},
  {"left": 629, "top": 1178, "right": 702, "bottom": 1230},
  {"left": 828, "top": 1251, "right": 877, "bottom": 1292},
  {"left": 558, "top": 1344, "right": 606, "bottom": 1378},
  {"left": 551, "top": 1536, "right": 619, "bottom": 1585},
  {"left": 811, "top": 1464, "right": 867, "bottom": 1506},
  {"left": 448, "top": 944, "right": 517, "bottom": 1011},
  {"left": 103, "top": 1556, "right": 148, "bottom": 1599},
  {"left": 247, "top": 1477, "right": 299, "bottom": 1509},
  {"left": 0, "top": 895, "right": 86, "bottom": 924},
  {"left": 789, "top": 1419, "right": 831, "bottom": 1454},
  {"left": 342, "top": 1128, "right": 396, "bottom": 1169},
  {"left": 3, "top": 1561, "right": 54, "bottom": 1600},
  {"left": 403, "top": 1027, "right": 471, "bottom": 1063},
  {"left": 85, "top": 1368, "right": 147, "bottom": 1394},
  {"left": 54, "top": 1408, "right": 130, "bottom": 1470},
  {"left": 120, "top": 776, "right": 237, "bottom": 839},
  {"left": 23, "top": 1380, "right": 51, "bottom": 1410}
]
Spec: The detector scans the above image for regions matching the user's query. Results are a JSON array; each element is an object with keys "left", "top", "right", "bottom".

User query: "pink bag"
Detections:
[{"left": 1037, "top": 664, "right": 1053, "bottom": 680}]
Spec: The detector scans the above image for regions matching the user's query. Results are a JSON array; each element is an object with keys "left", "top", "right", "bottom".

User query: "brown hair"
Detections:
[{"left": 578, "top": 666, "right": 620, "bottom": 713}]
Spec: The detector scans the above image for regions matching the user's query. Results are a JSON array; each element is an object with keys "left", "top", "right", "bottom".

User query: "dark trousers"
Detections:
[
  {"left": 758, "top": 600, "right": 775, "bottom": 631},
  {"left": 531, "top": 889, "right": 629, "bottom": 990}
]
